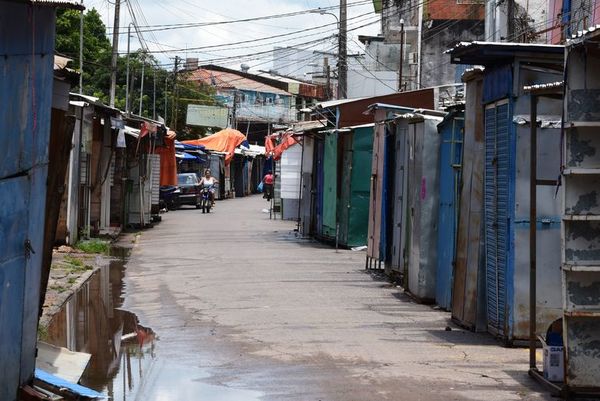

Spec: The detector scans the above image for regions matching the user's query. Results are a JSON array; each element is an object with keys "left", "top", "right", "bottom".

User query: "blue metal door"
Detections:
[
  {"left": 436, "top": 117, "right": 464, "bottom": 310},
  {"left": 0, "top": 176, "right": 30, "bottom": 398},
  {"left": 484, "top": 101, "right": 510, "bottom": 335}
]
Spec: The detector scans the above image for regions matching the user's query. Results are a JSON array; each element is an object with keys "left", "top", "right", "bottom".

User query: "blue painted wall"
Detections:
[{"left": 0, "top": 4, "right": 56, "bottom": 400}]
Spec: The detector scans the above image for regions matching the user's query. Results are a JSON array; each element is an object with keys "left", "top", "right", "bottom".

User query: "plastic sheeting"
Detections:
[
  {"left": 182, "top": 128, "right": 248, "bottom": 165},
  {"left": 154, "top": 134, "right": 177, "bottom": 186}
]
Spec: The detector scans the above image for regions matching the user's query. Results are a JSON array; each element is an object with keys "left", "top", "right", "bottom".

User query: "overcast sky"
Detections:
[{"left": 84, "top": 0, "right": 381, "bottom": 71}]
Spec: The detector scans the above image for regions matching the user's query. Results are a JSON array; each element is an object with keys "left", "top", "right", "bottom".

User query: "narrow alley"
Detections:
[{"left": 120, "top": 195, "right": 551, "bottom": 401}]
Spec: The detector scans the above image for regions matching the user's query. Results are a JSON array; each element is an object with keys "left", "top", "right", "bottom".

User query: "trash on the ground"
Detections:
[
  {"left": 445, "top": 326, "right": 452, "bottom": 331},
  {"left": 351, "top": 245, "right": 367, "bottom": 251},
  {"left": 36, "top": 342, "right": 91, "bottom": 383},
  {"left": 56, "top": 245, "right": 75, "bottom": 253},
  {"left": 541, "top": 337, "right": 565, "bottom": 382},
  {"left": 121, "top": 332, "right": 137, "bottom": 341},
  {"left": 262, "top": 209, "right": 270, "bottom": 213},
  {"left": 34, "top": 368, "right": 105, "bottom": 399}
]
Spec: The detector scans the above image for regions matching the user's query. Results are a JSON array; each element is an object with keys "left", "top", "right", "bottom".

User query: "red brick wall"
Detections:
[{"left": 425, "top": 0, "right": 484, "bottom": 21}]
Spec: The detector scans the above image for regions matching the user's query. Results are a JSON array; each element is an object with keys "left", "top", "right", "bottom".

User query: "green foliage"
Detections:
[
  {"left": 55, "top": 8, "right": 112, "bottom": 100},
  {"left": 75, "top": 239, "right": 110, "bottom": 254},
  {"left": 37, "top": 324, "right": 48, "bottom": 341},
  {"left": 55, "top": 9, "right": 217, "bottom": 135},
  {"left": 63, "top": 255, "right": 84, "bottom": 267}
]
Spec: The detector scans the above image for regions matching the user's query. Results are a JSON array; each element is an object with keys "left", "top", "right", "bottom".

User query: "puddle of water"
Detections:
[
  {"left": 44, "top": 247, "right": 263, "bottom": 401},
  {"left": 134, "top": 362, "right": 263, "bottom": 401}
]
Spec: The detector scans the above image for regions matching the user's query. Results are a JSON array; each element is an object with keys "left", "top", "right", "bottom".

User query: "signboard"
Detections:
[{"left": 186, "top": 104, "right": 229, "bottom": 128}]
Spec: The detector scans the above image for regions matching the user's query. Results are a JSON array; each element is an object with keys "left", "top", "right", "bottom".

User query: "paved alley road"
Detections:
[{"left": 122, "top": 195, "right": 552, "bottom": 401}]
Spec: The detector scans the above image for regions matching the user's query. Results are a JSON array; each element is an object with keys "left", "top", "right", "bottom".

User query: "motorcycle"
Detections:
[
  {"left": 159, "top": 186, "right": 181, "bottom": 211},
  {"left": 200, "top": 185, "right": 212, "bottom": 214}
]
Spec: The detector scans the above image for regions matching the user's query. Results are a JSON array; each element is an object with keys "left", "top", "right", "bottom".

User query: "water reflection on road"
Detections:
[
  {"left": 45, "top": 249, "right": 158, "bottom": 399},
  {"left": 44, "top": 249, "right": 262, "bottom": 401}
]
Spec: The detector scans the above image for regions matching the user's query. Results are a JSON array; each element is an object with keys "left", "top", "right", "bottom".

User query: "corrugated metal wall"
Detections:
[
  {"left": 0, "top": 4, "right": 56, "bottom": 400},
  {"left": 484, "top": 101, "right": 511, "bottom": 336}
]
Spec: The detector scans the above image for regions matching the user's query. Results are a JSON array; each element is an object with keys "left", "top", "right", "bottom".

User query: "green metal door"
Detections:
[
  {"left": 322, "top": 132, "right": 338, "bottom": 239},
  {"left": 339, "top": 134, "right": 353, "bottom": 246},
  {"left": 347, "top": 126, "right": 374, "bottom": 247}
]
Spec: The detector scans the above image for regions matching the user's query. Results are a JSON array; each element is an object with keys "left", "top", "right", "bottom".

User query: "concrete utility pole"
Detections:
[
  {"left": 324, "top": 56, "right": 332, "bottom": 100},
  {"left": 172, "top": 56, "right": 179, "bottom": 130},
  {"left": 338, "top": 0, "right": 348, "bottom": 99},
  {"left": 109, "top": 0, "right": 121, "bottom": 107},
  {"left": 78, "top": 0, "right": 83, "bottom": 94},
  {"left": 398, "top": 19, "right": 404, "bottom": 92},
  {"left": 139, "top": 54, "right": 145, "bottom": 116}
]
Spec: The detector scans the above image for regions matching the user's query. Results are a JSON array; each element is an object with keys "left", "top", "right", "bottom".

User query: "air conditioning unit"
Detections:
[{"left": 408, "top": 52, "right": 419, "bottom": 65}]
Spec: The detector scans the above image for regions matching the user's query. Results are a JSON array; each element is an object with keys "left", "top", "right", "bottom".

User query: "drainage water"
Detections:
[{"left": 45, "top": 248, "right": 262, "bottom": 401}]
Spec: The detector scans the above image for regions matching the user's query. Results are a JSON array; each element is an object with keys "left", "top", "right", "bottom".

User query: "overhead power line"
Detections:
[{"left": 106, "top": 0, "right": 373, "bottom": 33}]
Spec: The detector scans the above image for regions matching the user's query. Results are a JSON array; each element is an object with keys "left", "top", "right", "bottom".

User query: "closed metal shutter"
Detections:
[{"left": 484, "top": 101, "right": 510, "bottom": 335}]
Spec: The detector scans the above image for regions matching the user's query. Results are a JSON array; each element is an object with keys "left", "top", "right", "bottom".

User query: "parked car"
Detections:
[{"left": 177, "top": 173, "right": 202, "bottom": 208}]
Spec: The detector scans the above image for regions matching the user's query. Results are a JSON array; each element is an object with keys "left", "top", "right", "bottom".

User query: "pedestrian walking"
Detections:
[{"left": 262, "top": 170, "right": 274, "bottom": 201}]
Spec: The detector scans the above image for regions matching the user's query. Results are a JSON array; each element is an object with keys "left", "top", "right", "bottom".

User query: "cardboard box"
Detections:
[{"left": 542, "top": 339, "right": 565, "bottom": 382}]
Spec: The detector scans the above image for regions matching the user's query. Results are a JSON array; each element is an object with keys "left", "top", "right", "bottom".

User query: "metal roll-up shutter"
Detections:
[{"left": 484, "top": 101, "right": 510, "bottom": 335}]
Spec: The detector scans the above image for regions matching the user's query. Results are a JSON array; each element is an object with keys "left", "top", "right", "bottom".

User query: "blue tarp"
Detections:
[
  {"left": 174, "top": 140, "right": 206, "bottom": 152},
  {"left": 35, "top": 368, "right": 105, "bottom": 399},
  {"left": 176, "top": 152, "right": 198, "bottom": 160}
]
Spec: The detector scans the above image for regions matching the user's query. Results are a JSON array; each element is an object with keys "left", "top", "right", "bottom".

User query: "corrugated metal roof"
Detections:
[
  {"left": 523, "top": 81, "right": 564, "bottom": 92},
  {"left": 447, "top": 41, "right": 564, "bottom": 65},
  {"left": 567, "top": 24, "right": 600, "bottom": 44},
  {"left": 315, "top": 97, "right": 369, "bottom": 109},
  {"left": 188, "top": 69, "right": 290, "bottom": 96},
  {"left": 291, "top": 119, "right": 328, "bottom": 132},
  {"left": 16, "top": 0, "right": 85, "bottom": 10}
]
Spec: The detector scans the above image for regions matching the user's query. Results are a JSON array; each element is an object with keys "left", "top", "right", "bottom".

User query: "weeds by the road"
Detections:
[
  {"left": 63, "top": 255, "right": 93, "bottom": 273},
  {"left": 75, "top": 239, "right": 110, "bottom": 254}
]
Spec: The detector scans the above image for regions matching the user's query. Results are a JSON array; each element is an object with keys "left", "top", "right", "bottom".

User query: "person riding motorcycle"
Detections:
[{"left": 200, "top": 169, "right": 218, "bottom": 206}]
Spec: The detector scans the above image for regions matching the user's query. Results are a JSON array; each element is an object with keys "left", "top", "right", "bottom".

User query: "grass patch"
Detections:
[
  {"left": 64, "top": 255, "right": 84, "bottom": 267},
  {"left": 63, "top": 255, "right": 93, "bottom": 273},
  {"left": 38, "top": 325, "right": 48, "bottom": 341},
  {"left": 49, "top": 284, "right": 67, "bottom": 293},
  {"left": 75, "top": 239, "right": 110, "bottom": 254},
  {"left": 67, "top": 277, "right": 77, "bottom": 285}
]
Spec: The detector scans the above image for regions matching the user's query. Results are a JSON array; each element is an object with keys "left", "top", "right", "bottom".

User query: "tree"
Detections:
[
  {"left": 55, "top": 8, "right": 112, "bottom": 99},
  {"left": 54, "top": 9, "right": 217, "bottom": 137}
]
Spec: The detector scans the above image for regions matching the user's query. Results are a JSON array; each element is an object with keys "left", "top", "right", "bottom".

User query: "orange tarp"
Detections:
[
  {"left": 182, "top": 128, "right": 247, "bottom": 165},
  {"left": 154, "top": 131, "right": 177, "bottom": 186},
  {"left": 268, "top": 132, "right": 300, "bottom": 161}
]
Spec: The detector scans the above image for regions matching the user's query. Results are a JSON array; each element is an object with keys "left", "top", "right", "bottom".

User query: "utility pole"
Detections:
[
  {"left": 139, "top": 54, "right": 145, "bottom": 116},
  {"left": 164, "top": 73, "right": 168, "bottom": 125},
  {"left": 338, "top": 0, "right": 348, "bottom": 99},
  {"left": 398, "top": 19, "right": 405, "bottom": 92},
  {"left": 109, "top": 0, "right": 121, "bottom": 107},
  {"left": 232, "top": 91, "right": 239, "bottom": 129},
  {"left": 507, "top": 0, "right": 515, "bottom": 41},
  {"left": 172, "top": 56, "right": 179, "bottom": 131},
  {"left": 125, "top": 23, "right": 132, "bottom": 114},
  {"left": 153, "top": 68, "right": 156, "bottom": 120},
  {"left": 78, "top": 0, "right": 83, "bottom": 94},
  {"left": 324, "top": 56, "right": 332, "bottom": 100}
]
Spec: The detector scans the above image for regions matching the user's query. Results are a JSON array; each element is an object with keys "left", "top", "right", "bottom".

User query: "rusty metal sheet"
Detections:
[
  {"left": 565, "top": 318, "right": 600, "bottom": 387},
  {"left": 452, "top": 74, "right": 486, "bottom": 330},
  {"left": 367, "top": 110, "right": 387, "bottom": 260},
  {"left": 565, "top": 221, "right": 600, "bottom": 264},
  {"left": 568, "top": 89, "right": 600, "bottom": 121},
  {"left": 406, "top": 116, "right": 443, "bottom": 302}
]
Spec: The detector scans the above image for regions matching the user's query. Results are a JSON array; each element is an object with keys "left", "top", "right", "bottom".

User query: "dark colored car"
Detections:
[{"left": 177, "top": 173, "right": 202, "bottom": 208}]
